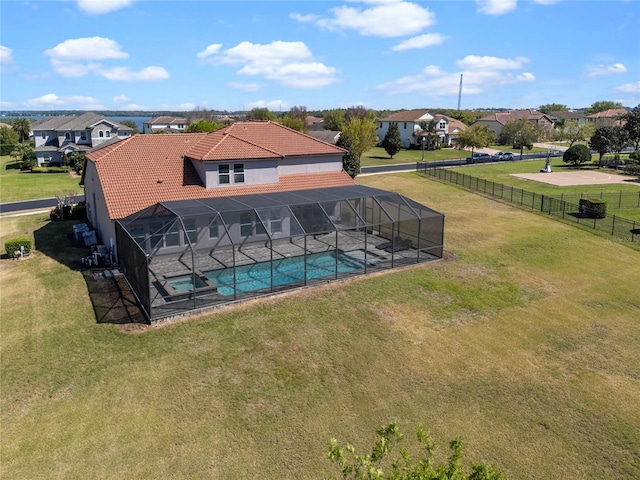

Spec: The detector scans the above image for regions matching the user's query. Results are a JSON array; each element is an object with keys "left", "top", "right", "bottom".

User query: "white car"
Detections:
[{"left": 491, "top": 151, "right": 514, "bottom": 160}]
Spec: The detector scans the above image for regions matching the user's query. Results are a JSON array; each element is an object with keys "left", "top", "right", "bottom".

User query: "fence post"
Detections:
[
  {"left": 541, "top": 195, "right": 545, "bottom": 213},
  {"left": 619, "top": 191, "right": 622, "bottom": 209},
  {"left": 611, "top": 215, "right": 616, "bottom": 236}
]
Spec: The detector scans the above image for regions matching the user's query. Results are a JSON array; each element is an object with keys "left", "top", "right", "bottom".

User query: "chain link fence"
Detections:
[{"left": 417, "top": 163, "right": 640, "bottom": 243}]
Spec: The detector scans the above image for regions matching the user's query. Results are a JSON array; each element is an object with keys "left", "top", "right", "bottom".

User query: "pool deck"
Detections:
[{"left": 146, "top": 230, "right": 440, "bottom": 318}]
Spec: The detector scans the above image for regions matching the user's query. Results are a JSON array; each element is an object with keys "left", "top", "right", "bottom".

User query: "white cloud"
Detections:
[
  {"left": 0, "top": 45, "right": 14, "bottom": 72},
  {"left": 0, "top": 101, "right": 17, "bottom": 109},
  {"left": 196, "top": 44, "right": 222, "bottom": 59},
  {"left": 201, "top": 40, "right": 339, "bottom": 89},
  {"left": 476, "top": 0, "right": 517, "bottom": 15},
  {"left": 43, "top": 36, "right": 168, "bottom": 82},
  {"left": 289, "top": 12, "right": 320, "bottom": 23},
  {"left": 99, "top": 66, "right": 169, "bottom": 81},
  {"left": 44, "top": 37, "right": 128, "bottom": 61},
  {"left": 228, "top": 82, "right": 261, "bottom": 92},
  {"left": 25, "top": 93, "right": 105, "bottom": 109},
  {"left": 121, "top": 103, "right": 145, "bottom": 111},
  {"left": 588, "top": 63, "right": 627, "bottom": 76},
  {"left": 392, "top": 33, "right": 447, "bottom": 51},
  {"left": 615, "top": 81, "right": 640, "bottom": 94},
  {"left": 113, "top": 94, "right": 129, "bottom": 102},
  {"left": 301, "top": 1, "right": 435, "bottom": 37},
  {"left": 76, "top": 0, "right": 135, "bottom": 15},
  {"left": 376, "top": 57, "right": 535, "bottom": 97},
  {"left": 246, "top": 100, "right": 290, "bottom": 111},
  {"left": 457, "top": 55, "right": 529, "bottom": 70}
]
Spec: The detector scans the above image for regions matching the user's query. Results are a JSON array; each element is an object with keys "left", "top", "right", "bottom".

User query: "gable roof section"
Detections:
[
  {"left": 31, "top": 112, "right": 131, "bottom": 131},
  {"left": 476, "top": 109, "right": 552, "bottom": 126},
  {"left": 379, "top": 109, "right": 433, "bottom": 122},
  {"left": 585, "top": 108, "right": 627, "bottom": 119},
  {"left": 146, "top": 116, "right": 187, "bottom": 125},
  {"left": 185, "top": 121, "right": 345, "bottom": 161},
  {"left": 85, "top": 125, "right": 354, "bottom": 220}
]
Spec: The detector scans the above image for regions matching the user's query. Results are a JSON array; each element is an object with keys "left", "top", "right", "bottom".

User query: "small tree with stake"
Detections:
[{"left": 382, "top": 124, "right": 402, "bottom": 159}]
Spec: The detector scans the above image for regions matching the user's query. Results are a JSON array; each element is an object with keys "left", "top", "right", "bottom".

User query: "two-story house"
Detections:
[
  {"left": 81, "top": 121, "right": 445, "bottom": 322},
  {"left": 32, "top": 112, "right": 131, "bottom": 166},
  {"left": 377, "top": 109, "right": 435, "bottom": 149},
  {"left": 584, "top": 108, "right": 628, "bottom": 127},
  {"left": 142, "top": 116, "right": 187, "bottom": 134}
]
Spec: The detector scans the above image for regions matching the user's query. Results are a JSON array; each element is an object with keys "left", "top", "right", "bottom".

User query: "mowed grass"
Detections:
[
  {"left": 1, "top": 174, "right": 640, "bottom": 479},
  {"left": 0, "top": 154, "right": 82, "bottom": 203},
  {"left": 361, "top": 146, "right": 467, "bottom": 166},
  {"left": 450, "top": 160, "right": 640, "bottom": 221}
]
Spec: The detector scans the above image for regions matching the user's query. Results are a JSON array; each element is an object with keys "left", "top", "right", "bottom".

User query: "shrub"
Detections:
[
  {"left": 629, "top": 150, "right": 640, "bottom": 162},
  {"left": 5, "top": 237, "right": 32, "bottom": 257},
  {"left": 31, "top": 166, "right": 72, "bottom": 174},
  {"left": 563, "top": 144, "right": 592, "bottom": 167},
  {"left": 622, "top": 164, "right": 640, "bottom": 176},
  {"left": 579, "top": 198, "right": 607, "bottom": 219},
  {"left": 72, "top": 203, "right": 87, "bottom": 219}
]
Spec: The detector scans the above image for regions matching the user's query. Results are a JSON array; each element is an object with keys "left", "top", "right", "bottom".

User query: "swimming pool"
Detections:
[{"left": 204, "top": 250, "right": 369, "bottom": 296}]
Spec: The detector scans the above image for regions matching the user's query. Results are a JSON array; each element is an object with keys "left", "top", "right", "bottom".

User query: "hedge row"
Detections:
[
  {"left": 5, "top": 237, "right": 32, "bottom": 258},
  {"left": 31, "top": 166, "right": 72, "bottom": 174}
]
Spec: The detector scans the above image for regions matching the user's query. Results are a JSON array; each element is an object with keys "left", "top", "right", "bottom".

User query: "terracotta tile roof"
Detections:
[
  {"left": 85, "top": 125, "right": 353, "bottom": 220},
  {"left": 585, "top": 108, "right": 627, "bottom": 119},
  {"left": 476, "top": 109, "right": 552, "bottom": 125},
  {"left": 182, "top": 121, "right": 346, "bottom": 161}
]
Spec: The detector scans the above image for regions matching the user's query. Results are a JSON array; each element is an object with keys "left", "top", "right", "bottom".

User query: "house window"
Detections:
[
  {"left": 439, "top": 121, "right": 446, "bottom": 129},
  {"left": 208, "top": 217, "right": 219, "bottom": 238},
  {"left": 41, "top": 132, "right": 46, "bottom": 139},
  {"left": 150, "top": 221, "right": 179, "bottom": 248},
  {"left": 81, "top": 132, "right": 87, "bottom": 140},
  {"left": 403, "top": 122, "right": 407, "bottom": 129},
  {"left": 183, "top": 218, "right": 197, "bottom": 244},
  {"left": 65, "top": 132, "right": 71, "bottom": 140},
  {"left": 240, "top": 212, "right": 252, "bottom": 236},
  {"left": 130, "top": 225, "right": 145, "bottom": 246},
  {"left": 99, "top": 131, "right": 104, "bottom": 138},
  {"left": 106, "top": 131, "right": 111, "bottom": 138},
  {"left": 379, "top": 122, "right": 382, "bottom": 128},
  {"left": 219, "top": 164, "right": 230, "bottom": 184},
  {"left": 43, "top": 153, "right": 51, "bottom": 162},
  {"left": 233, "top": 163, "right": 245, "bottom": 183},
  {"left": 269, "top": 218, "right": 282, "bottom": 235}
]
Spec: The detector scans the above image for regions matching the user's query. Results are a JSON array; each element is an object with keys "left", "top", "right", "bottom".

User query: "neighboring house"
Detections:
[
  {"left": 0, "top": 122, "right": 12, "bottom": 129},
  {"left": 584, "top": 109, "right": 628, "bottom": 127},
  {"left": 548, "top": 111, "right": 586, "bottom": 126},
  {"left": 377, "top": 110, "right": 466, "bottom": 148},
  {"left": 474, "top": 109, "right": 555, "bottom": 137},
  {"left": 378, "top": 109, "right": 435, "bottom": 149},
  {"left": 32, "top": 112, "right": 131, "bottom": 166},
  {"left": 307, "top": 130, "right": 341, "bottom": 144},
  {"left": 142, "top": 116, "right": 187, "bottom": 134},
  {"left": 416, "top": 115, "right": 467, "bottom": 147},
  {"left": 306, "top": 115, "right": 325, "bottom": 131},
  {"left": 81, "top": 121, "right": 445, "bottom": 321}
]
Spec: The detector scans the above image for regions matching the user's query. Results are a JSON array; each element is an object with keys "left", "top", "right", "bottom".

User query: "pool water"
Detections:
[
  {"left": 205, "top": 250, "right": 367, "bottom": 296},
  {"left": 166, "top": 274, "right": 208, "bottom": 293}
]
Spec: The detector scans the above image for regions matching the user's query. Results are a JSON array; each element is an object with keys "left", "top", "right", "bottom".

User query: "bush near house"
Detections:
[
  {"left": 4, "top": 237, "right": 32, "bottom": 257},
  {"left": 31, "top": 166, "right": 72, "bottom": 174}
]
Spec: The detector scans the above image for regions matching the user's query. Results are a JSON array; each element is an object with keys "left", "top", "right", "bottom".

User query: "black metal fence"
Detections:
[{"left": 417, "top": 164, "right": 640, "bottom": 243}]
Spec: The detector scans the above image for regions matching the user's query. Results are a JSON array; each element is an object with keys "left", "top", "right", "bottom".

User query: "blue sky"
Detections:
[{"left": 1, "top": 0, "right": 638, "bottom": 112}]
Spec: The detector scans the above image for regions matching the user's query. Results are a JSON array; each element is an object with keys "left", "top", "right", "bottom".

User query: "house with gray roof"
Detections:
[
  {"left": 32, "top": 112, "right": 131, "bottom": 166},
  {"left": 142, "top": 116, "right": 187, "bottom": 134},
  {"left": 377, "top": 109, "right": 467, "bottom": 149}
]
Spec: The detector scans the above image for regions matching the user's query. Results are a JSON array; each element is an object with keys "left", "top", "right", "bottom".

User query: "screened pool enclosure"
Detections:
[{"left": 115, "top": 185, "right": 444, "bottom": 322}]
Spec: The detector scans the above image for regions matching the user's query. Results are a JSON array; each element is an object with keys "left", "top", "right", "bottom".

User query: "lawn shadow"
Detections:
[{"left": 34, "top": 218, "right": 147, "bottom": 326}]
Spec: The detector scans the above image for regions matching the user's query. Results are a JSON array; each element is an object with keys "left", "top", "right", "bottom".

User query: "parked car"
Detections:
[
  {"left": 492, "top": 151, "right": 514, "bottom": 161},
  {"left": 466, "top": 152, "right": 491, "bottom": 163}
]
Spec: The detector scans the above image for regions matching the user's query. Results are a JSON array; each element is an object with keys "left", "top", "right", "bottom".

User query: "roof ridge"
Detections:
[
  {"left": 224, "top": 131, "right": 284, "bottom": 157},
  {"left": 88, "top": 135, "right": 132, "bottom": 162},
  {"left": 261, "top": 120, "right": 346, "bottom": 152}
]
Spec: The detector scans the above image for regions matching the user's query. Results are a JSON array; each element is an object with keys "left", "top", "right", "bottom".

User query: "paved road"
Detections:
[{"left": 0, "top": 195, "right": 85, "bottom": 215}]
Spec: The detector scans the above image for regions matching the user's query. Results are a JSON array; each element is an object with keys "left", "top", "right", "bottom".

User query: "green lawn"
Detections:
[
  {"left": 0, "top": 155, "right": 82, "bottom": 203},
  {"left": 2, "top": 174, "right": 640, "bottom": 479},
  {"left": 447, "top": 161, "right": 640, "bottom": 221},
  {"left": 361, "top": 146, "right": 467, "bottom": 166}
]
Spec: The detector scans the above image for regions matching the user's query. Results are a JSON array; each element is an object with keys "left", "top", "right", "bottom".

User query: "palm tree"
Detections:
[{"left": 12, "top": 118, "right": 32, "bottom": 143}]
